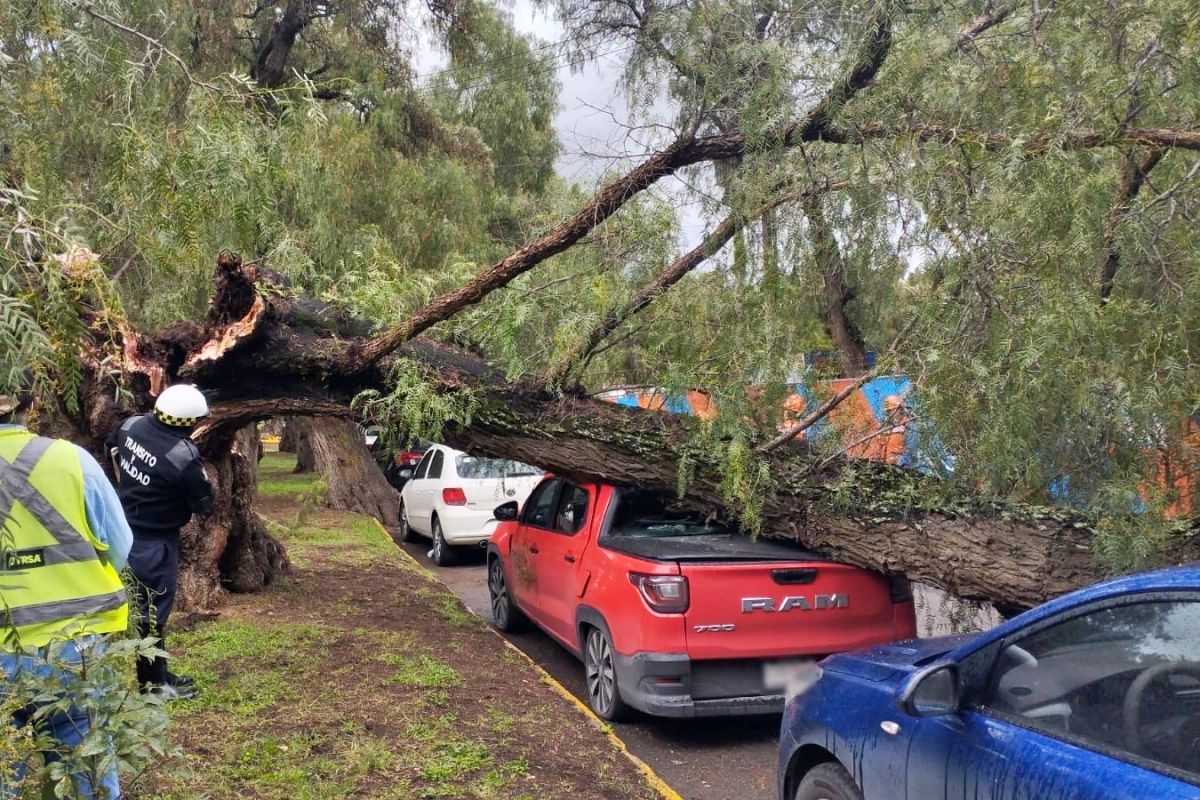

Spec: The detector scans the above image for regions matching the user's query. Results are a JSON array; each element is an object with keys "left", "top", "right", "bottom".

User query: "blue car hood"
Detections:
[{"left": 822, "top": 633, "right": 976, "bottom": 683}]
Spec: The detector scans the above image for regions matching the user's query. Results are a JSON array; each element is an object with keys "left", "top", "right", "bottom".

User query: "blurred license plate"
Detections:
[{"left": 763, "top": 660, "right": 810, "bottom": 690}]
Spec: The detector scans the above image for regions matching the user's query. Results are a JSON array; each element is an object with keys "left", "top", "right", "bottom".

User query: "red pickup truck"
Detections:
[{"left": 486, "top": 478, "right": 917, "bottom": 719}]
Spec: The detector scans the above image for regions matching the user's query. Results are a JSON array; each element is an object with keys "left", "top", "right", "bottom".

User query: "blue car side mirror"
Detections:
[{"left": 898, "top": 663, "right": 961, "bottom": 717}]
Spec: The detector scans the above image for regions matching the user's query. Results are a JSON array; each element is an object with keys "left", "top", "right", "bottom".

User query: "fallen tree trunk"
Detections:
[
  {"left": 437, "top": 386, "right": 1117, "bottom": 613},
  {"left": 67, "top": 254, "right": 1197, "bottom": 613}
]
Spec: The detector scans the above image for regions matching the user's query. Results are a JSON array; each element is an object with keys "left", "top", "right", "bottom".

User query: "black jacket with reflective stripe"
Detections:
[{"left": 106, "top": 415, "right": 213, "bottom": 536}]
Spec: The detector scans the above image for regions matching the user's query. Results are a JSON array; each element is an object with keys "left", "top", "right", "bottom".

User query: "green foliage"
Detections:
[
  {"left": 0, "top": 637, "right": 177, "bottom": 799},
  {"left": 718, "top": 436, "right": 772, "bottom": 535},
  {"left": 0, "top": 0, "right": 548, "bottom": 327},
  {"left": 4, "top": 0, "right": 1200, "bottom": 581},
  {"left": 427, "top": 3, "right": 561, "bottom": 194},
  {"left": 545, "top": 0, "right": 1200, "bottom": 564},
  {"left": 0, "top": 188, "right": 125, "bottom": 412},
  {"left": 353, "top": 360, "right": 480, "bottom": 446}
]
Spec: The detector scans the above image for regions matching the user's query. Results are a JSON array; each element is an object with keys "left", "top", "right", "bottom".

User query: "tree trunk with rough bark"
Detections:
[
  {"left": 278, "top": 418, "right": 299, "bottom": 454},
  {"left": 290, "top": 418, "right": 315, "bottom": 473},
  {"left": 59, "top": 252, "right": 1197, "bottom": 614},
  {"left": 304, "top": 417, "right": 399, "bottom": 528},
  {"left": 804, "top": 195, "right": 870, "bottom": 378},
  {"left": 177, "top": 424, "right": 289, "bottom": 612}
]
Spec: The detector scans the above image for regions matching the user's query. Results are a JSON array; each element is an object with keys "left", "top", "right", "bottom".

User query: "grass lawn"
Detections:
[{"left": 133, "top": 453, "right": 658, "bottom": 800}]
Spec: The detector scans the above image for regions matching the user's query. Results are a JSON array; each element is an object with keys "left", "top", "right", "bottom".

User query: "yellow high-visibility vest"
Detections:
[{"left": 0, "top": 429, "right": 128, "bottom": 649}]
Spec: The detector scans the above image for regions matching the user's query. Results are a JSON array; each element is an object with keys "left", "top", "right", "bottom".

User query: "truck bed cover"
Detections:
[{"left": 600, "top": 532, "right": 830, "bottom": 563}]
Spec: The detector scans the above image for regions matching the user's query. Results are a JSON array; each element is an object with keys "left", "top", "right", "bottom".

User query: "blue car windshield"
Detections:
[{"left": 609, "top": 487, "right": 733, "bottom": 538}]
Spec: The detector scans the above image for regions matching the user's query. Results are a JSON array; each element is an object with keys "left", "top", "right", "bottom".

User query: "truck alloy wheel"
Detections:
[
  {"left": 487, "top": 558, "right": 526, "bottom": 632},
  {"left": 584, "top": 628, "right": 628, "bottom": 721}
]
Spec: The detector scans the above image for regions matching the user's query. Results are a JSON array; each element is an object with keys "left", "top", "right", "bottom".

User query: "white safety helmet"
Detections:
[{"left": 153, "top": 384, "right": 211, "bottom": 427}]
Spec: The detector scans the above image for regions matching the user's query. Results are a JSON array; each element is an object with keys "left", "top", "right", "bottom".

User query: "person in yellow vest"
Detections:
[{"left": 0, "top": 380, "right": 133, "bottom": 799}]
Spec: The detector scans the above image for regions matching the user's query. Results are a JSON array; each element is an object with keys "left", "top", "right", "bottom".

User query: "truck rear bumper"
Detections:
[{"left": 612, "top": 652, "right": 785, "bottom": 718}]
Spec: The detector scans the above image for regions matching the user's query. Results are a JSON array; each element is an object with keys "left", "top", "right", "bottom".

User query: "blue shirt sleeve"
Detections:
[{"left": 75, "top": 445, "right": 134, "bottom": 572}]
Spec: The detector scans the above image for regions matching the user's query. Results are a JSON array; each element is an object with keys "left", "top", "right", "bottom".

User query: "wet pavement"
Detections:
[{"left": 398, "top": 541, "right": 781, "bottom": 800}]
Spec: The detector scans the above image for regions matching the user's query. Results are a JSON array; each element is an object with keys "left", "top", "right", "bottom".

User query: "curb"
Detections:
[{"left": 373, "top": 520, "right": 685, "bottom": 800}]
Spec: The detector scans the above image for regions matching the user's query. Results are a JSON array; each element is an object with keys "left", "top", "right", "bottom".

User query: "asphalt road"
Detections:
[{"left": 398, "top": 540, "right": 782, "bottom": 800}]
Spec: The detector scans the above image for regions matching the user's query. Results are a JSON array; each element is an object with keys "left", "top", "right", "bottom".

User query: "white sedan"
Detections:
[{"left": 399, "top": 444, "right": 543, "bottom": 565}]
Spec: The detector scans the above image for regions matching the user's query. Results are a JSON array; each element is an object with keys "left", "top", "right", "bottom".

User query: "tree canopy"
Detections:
[{"left": 3, "top": 0, "right": 1200, "bottom": 605}]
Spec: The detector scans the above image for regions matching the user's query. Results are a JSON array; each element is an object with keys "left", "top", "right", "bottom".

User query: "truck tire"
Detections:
[
  {"left": 584, "top": 627, "right": 629, "bottom": 721},
  {"left": 487, "top": 557, "right": 527, "bottom": 632},
  {"left": 794, "top": 763, "right": 863, "bottom": 800}
]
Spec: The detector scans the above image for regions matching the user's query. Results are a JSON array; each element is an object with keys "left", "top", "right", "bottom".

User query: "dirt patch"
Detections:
[{"left": 137, "top": 454, "right": 660, "bottom": 800}]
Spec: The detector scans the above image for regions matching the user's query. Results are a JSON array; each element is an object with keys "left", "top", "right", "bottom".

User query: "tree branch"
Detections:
[
  {"left": 74, "top": 2, "right": 226, "bottom": 95},
  {"left": 820, "top": 122, "right": 1200, "bottom": 152},
  {"left": 543, "top": 180, "right": 850, "bottom": 387},
  {"left": 757, "top": 321, "right": 914, "bottom": 453},
  {"left": 956, "top": 2, "right": 1017, "bottom": 52},
  {"left": 252, "top": 0, "right": 319, "bottom": 90},
  {"left": 343, "top": 4, "right": 898, "bottom": 373},
  {"left": 1098, "top": 148, "right": 1165, "bottom": 303},
  {"left": 341, "top": 7, "right": 1200, "bottom": 377},
  {"left": 803, "top": 193, "right": 870, "bottom": 377}
]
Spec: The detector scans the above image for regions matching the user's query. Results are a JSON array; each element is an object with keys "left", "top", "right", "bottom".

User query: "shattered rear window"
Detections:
[{"left": 608, "top": 487, "right": 732, "bottom": 538}]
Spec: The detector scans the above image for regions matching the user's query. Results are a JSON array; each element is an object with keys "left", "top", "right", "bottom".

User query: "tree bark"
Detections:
[
  {"left": 291, "top": 418, "right": 315, "bottom": 472},
  {"left": 304, "top": 417, "right": 400, "bottom": 528},
  {"left": 803, "top": 195, "right": 870, "bottom": 377},
  {"left": 177, "top": 424, "right": 289, "bottom": 612},
  {"left": 955, "top": 3, "right": 1015, "bottom": 52},
  {"left": 1098, "top": 148, "right": 1164, "bottom": 303},
  {"left": 68, "top": 254, "right": 1200, "bottom": 613},
  {"left": 278, "top": 418, "right": 299, "bottom": 454},
  {"left": 251, "top": 0, "right": 318, "bottom": 90}
]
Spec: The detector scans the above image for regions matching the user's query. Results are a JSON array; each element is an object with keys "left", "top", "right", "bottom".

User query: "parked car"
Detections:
[
  {"left": 399, "top": 444, "right": 542, "bottom": 565},
  {"left": 383, "top": 440, "right": 430, "bottom": 491},
  {"left": 778, "top": 565, "right": 1200, "bottom": 800},
  {"left": 486, "top": 479, "right": 916, "bottom": 720}
]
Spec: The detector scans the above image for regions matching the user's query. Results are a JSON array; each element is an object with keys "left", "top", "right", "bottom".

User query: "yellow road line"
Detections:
[{"left": 373, "top": 520, "right": 684, "bottom": 800}]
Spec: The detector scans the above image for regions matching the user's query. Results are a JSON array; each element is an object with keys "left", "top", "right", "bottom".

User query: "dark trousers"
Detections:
[{"left": 127, "top": 535, "right": 179, "bottom": 688}]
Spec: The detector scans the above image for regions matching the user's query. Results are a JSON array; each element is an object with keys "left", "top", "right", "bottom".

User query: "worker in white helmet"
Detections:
[{"left": 105, "top": 384, "right": 213, "bottom": 698}]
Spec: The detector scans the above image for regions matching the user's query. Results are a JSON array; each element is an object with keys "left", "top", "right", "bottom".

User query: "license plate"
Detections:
[{"left": 763, "top": 660, "right": 811, "bottom": 690}]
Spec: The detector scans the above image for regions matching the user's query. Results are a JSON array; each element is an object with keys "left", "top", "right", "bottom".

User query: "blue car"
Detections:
[{"left": 778, "top": 565, "right": 1200, "bottom": 800}]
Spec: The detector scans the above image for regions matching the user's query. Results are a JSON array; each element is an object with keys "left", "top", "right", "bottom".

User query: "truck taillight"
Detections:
[
  {"left": 890, "top": 574, "right": 913, "bottom": 602},
  {"left": 442, "top": 487, "right": 467, "bottom": 506},
  {"left": 629, "top": 573, "right": 689, "bottom": 614}
]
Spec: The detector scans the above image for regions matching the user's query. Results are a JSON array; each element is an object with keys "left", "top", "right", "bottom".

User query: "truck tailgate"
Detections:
[{"left": 681, "top": 561, "right": 899, "bottom": 660}]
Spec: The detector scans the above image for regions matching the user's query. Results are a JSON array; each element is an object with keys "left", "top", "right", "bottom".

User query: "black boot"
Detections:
[
  {"left": 136, "top": 654, "right": 163, "bottom": 693},
  {"left": 165, "top": 671, "right": 194, "bottom": 689},
  {"left": 146, "top": 658, "right": 194, "bottom": 701}
]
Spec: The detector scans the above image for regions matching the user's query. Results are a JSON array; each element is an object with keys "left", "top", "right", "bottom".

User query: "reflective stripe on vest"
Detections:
[
  {"left": 3, "top": 590, "right": 127, "bottom": 627},
  {"left": 0, "top": 438, "right": 100, "bottom": 565},
  {"left": 0, "top": 433, "right": 128, "bottom": 648}
]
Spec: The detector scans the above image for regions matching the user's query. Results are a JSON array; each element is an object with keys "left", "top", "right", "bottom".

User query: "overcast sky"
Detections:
[{"left": 413, "top": 1, "right": 709, "bottom": 250}]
